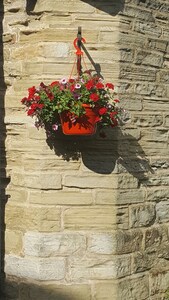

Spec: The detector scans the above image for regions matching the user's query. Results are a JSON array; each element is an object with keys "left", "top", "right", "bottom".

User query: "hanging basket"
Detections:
[{"left": 60, "top": 104, "right": 97, "bottom": 135}]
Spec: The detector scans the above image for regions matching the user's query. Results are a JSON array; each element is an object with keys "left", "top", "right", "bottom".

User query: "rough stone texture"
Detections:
[{"left": 1, "top": 0, "right": 169, "bottom": 299}]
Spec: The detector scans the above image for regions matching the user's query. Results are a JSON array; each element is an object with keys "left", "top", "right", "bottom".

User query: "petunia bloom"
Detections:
[
  {"left": 99, "top": 107, "right": 108, "bottom": 115},
  {"left": 106, "top": 83, "right": 114, "bottom": 90},
  {"left": 90, "top": 93, "right": 99, "bottom": 102}
]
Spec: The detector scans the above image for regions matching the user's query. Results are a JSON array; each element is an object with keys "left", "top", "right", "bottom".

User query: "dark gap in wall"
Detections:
[{"left": 0, "top": 0, "right": 8, "bottom": 297}]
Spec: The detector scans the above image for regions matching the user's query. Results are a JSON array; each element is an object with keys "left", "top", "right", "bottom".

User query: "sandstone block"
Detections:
[
  {"left": 147, "top": 187, "right": 169, "bottom": 201},
  {"left": 20, "top": 28, "right": 98, "bottom": 43},
  {"left": 63, "top": 206, "right": 128, "bottom": 230},
  {"left": 156, "top": 201, "right": 169, "bottom": 223},
  {"left": 93, "top": 281, "right": 117, "bottom": 300},
  {"left": 141, "top": 128, "right": 168, "bottom": 142},
  {"left": 118, "top": 274, "right": 149, "bottom": 300},
  {"left": 24, "top": 232, "right": 86, "bottom": 257},
  {"left": 68, "top": 254, "right": 131, "bottom": 281},
  {"left": 145, "top": 226, "right": 168, "bottom": 253},
  {"left": 134, "top": 21, "right": 162, "bottom": 37},
  {"left": 132, "top": 251, "right": 155, "bottom": 273},
  {"left": 132, "top": 113, "right": 163, "bottom": 127},
  {"left": 6, "top": 187, "right": 28, "bottom": 203},
  {"left": 150, "top": 269, "right": 169, "bottom": 296},
  {"left": 11, "top": 171, "right": 62, "bottom": 190},
  {"left": 29, "top": 190, "right": 93, "bottom": 206},
  {"left": 23, "top": 154, "right": 80, "bottom": 171},
  {"left": 5, "top": 204, "right": 61, "bottom": 232},
  {"left": 143, "top": 98, "right": 169, "bottom": 112},
  {"left": 63, "top": 174, "right": 118, "bottom": 189},
  {"left": 129, "top": 204, "right": 155, "bottom": 228},
  {"left": 5, "top": 255, "right": 66, "bottom": 281},
  {"left": 135, "top": 50, "right": 164, "bottom": 67},
  {"left": 5, "top": 230, "right": 23, "bottom": 255},
  {"left": 88, "top": 230, "right": 143, "bottom": 255}
]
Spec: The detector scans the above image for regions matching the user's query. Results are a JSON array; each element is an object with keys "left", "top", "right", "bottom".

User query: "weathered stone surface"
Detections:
[
  {"left": 145, "top": 226, "right": 168, "bottom": 253},
  {"left": 156, "top": 201, "right": 169, "bottom": 223},
  {"left": 24, "top": 232, "right": 86, "bottom": 257},
  {"left": 63, "top": 174, "right": 119, "bottom": 189},
  {"left": 63, "top": 206, "right": 128, "bottom": 230},
  {"left": 5, "top": 230, "right": 23, "bottom": 255},
  {"left": 132, "top": 113, "right": 163, "bottom": 127},
  {"left": 5, "top": 204, "right": 61, "bottom": 232},
  {"left": 95, "top": 189, "right": 145, "bottom": 205},
  {"left": 11, "top": 171, "right": 62, "bottom": 190},
  {"left": 5, "top": 255, "right": 66, "bottom": 281},
  {"left": 129, "top": 204, "right": 156, "bottom": 228},
  {"left": 88, "top": 230, "right": 143, "bottom": 255},
  {"left": 94, "top": 281, "right": 117, "bottom": 300},
  {"left": 68, "top": 254, "right": 131, "bottom": 281},
  {"left": 150, "top": 269, "right": 169, "bottom": 296},
  {"left": 132, "top": 251, "right": 156, "bottom": 273},
  {"left": 29, "top": 190, "right": 93, "bottom": 205},
  {"left": 118, "top": 274, "right": 149, "bottom": 300}
]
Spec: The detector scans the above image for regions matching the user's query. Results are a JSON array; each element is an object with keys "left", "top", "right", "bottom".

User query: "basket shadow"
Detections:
[
  {"left": 47, "top": 127, "right": 153, "bottom": 184},
  {"left": 80, "top": 0, "right": 125, "bottom": 16}
]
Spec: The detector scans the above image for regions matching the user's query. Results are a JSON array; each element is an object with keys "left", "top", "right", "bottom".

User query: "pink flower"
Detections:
[
  {"left": 75, "top": 83, "right": 81, "bottom": 89},
  {"left": 52, "top": 124, "right": 59, "bottom": 131},
  {"left": 60, "top": 78, "right": 67, "bottom": 85}
]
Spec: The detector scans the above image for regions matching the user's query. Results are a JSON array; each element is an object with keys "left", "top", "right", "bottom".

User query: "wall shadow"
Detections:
[
  {"left": 26, "top": 0, "right": 37, "bottom": 14},
  {"left": 81, "top": 0, "right": 125, "bottom": 15},
  {"left": 4, "top": 277, "right": 79, "bottom": 300},
  {"left": 47, "top": 127, "right": 153, "bottom": 185},
  {"left": 0, "top": 0, "right": 9, "bottom": 297}
]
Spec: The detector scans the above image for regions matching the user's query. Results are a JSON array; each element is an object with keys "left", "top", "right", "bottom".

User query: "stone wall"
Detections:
[{"left": 1, "top": 0, "right": 169, "bottom": 299}]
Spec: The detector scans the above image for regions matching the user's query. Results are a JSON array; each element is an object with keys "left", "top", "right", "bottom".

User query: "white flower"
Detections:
[
  {"left": 52, "top": 124, "right": 59, "bottom": 131},
  {"left": 75, "top": 83, "right": 81, "bottom": 89},
  {"left": 60, "top": 78, "right": 67, "bottom": 85}
]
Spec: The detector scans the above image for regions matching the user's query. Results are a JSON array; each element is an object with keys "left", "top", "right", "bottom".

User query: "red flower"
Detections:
[
  {"left": 27, "top": 108, "right": 35, "bottom": 116},
  {"left": 70, "top": 84, "right": 75, "bottom": 92},
  {"left": 28, "top": 86, "right": 36, "bottom": 99},
  {"left": 85, "top": 80, "right": 94, "bottom": 90},
  {"left": 50, "top": 81, "right": 59, "bottom": 86},
  {"left": 90, "top": 93, "right": 99, "bottom": 102},
  {"left": 69, "top": 79, "right": 75, "bottom": 83},
  {"left": 99, "top": 107, "right": 108, "bottom": 115},
  {"left": 21, "top": 97, "right": 29, "bottom": 104},
  {"left": 34, "top": 95, "right": 40, "bottom": 101},
  {"left": 110, "top": 111, "right": 117, "bottom": 119},
  {"left": 96, "top": 82, "right": 104, "bottom": 89},
  {"left": 114, "top": 99, "right": 120, "bottom": 103},
  {"left": 37, "top": 104, "right": 44, "bottom": 109},
  {"left": 106, "top": 83, "right": 114, "bottom": 90}
]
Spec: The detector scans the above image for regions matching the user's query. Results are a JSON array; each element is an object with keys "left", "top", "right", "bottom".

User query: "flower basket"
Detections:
[
  {"left": 60, "top": 104, "right": 97, "bottom": 135},
  {"left": 21, "top": 74, "right": 127, "bottom": 137}
]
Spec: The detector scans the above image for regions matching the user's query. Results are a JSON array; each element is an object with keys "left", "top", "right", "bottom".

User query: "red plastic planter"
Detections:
[{"left": 60, "top": 104, "right": 97, "bottom": 135}]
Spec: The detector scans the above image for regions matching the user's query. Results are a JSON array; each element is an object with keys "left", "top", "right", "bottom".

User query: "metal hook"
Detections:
[
  {"left": 73, "top": 27, "right": 86, "bottom": 56},
  {"left": 73, "top": 37, "right": 86, "bottom": 55}
]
